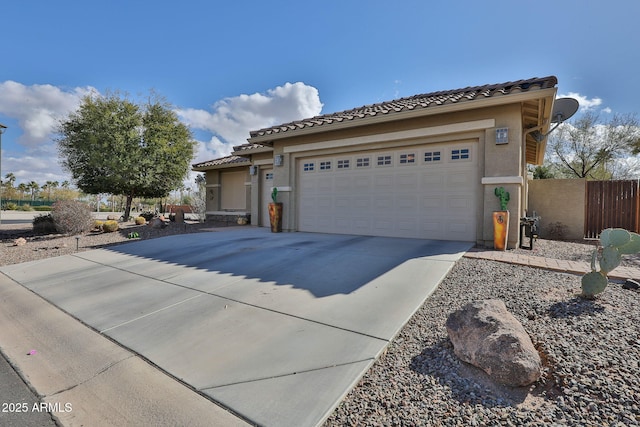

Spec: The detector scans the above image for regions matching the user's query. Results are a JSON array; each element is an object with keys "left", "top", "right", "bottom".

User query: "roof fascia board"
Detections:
[
  {"left": 192, "top": 161, "right": 250, "bottom": 172},
  {"left": 249, "top": 88, "right": 557, "bottom": 145},
  {"left": 231, "top": 146, "right": 273, "bottom": 156},
  {"left": 283, "top": 119, "right": 495, "bottom": 154}
]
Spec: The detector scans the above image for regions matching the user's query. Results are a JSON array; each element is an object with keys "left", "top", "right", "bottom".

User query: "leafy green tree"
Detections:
[
  {"left": 530, "top": 165, "right": 555, "bottom": 179},
  {"left": 57, "top": 92, "right": 197, "bottom": 219}
]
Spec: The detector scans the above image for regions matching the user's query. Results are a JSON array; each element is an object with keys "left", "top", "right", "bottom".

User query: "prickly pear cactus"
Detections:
[
  {"left": 494, "top": 187, "right": 510, "bottom": 211},
  {"left": 582, "top": 228, "right": 640, "bottom": 298}
]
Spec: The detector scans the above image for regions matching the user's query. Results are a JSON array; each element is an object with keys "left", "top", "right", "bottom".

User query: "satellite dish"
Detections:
[
  {"left": 551, "top": 97, "right": 579, "bottom": 123},
  {"left": 532, "top": 97, "right": 580, "bottom": 142}
]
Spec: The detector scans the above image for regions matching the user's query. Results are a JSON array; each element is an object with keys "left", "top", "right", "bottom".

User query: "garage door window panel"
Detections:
[
  {"left": 450, "top": 148, "right": 471, "bottom": 162},
  {"left": 337, "top": 159, "right": 351, "bottom": 169},
  {"left": 376, "top": 155, "right": 393, "bottom": 167},
  {"left": 320, "top": 161, "right": 332, "bottom": 171},
  {"left": 303, "top": 162, "right": 315, "bottom": 172},
  {"left": 356, "top": 157, "right": 371, "bottom": 168},
  {"left": 399, "top": 153, "right": 416, "bottom": 165},
  {"left": 424, "top": 151, "right": 442, "bottom": 163}
]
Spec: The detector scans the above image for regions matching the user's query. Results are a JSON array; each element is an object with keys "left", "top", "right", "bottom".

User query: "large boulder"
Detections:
[{"left": 446, "top": 299, "right": 541, "bottom": 387}]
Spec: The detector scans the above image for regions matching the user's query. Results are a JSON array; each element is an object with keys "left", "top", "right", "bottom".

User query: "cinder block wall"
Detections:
[{"left": 527, "top": 178, "right": 585, "bottom": 240}]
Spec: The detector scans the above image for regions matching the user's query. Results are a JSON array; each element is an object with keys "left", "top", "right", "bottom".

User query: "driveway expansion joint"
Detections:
[
  {"left": 48, "top": 354, "right": 135, "bottom": 398},
  {"left": 199, "top": 358, "right": 377, "bottom": 391}
]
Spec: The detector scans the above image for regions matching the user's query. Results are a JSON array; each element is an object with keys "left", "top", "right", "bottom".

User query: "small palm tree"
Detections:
[
  {"left": 28, "top": 181, "right": 39, "bottom": 201},
  {"left": 17, "top": 183, "right": 28, "bottom": 200}
]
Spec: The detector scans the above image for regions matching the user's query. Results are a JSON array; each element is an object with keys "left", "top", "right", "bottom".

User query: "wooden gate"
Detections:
[{"left": 585, "top": 180, "right": 640, "bottom": 238}]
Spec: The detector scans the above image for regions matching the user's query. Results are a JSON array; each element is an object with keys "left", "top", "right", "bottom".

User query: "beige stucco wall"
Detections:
[
  {"left": 220, "top": 170, "right": 248, "bottom": 210},
  {"left": 481, "top": 105, "right": 524, "bottom": 248},
  {"left": 527, "top": 179, "right": 585, "bottom": 240},
  {"left": 204, "top": 167, "right": 250, "bottom": 212}
]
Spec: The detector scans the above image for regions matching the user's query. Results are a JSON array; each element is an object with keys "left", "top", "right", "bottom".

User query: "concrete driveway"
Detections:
[{"left": 0, "top": 228, "right": 471, "bottom": 426}]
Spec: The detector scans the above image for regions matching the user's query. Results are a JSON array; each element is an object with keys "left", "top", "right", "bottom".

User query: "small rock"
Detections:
[
  {"left": 446, "top": 299, "right": 542, "bottom": 387},
  {"left": 622, "top": 279, "right": 640, "bottom": 290},
  {"left": 13, "top": 237, "right": 27, "bottom": 246}
]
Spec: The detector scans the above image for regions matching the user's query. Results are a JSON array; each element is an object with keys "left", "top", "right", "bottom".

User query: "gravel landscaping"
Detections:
[
  {"left": 0, "top": 221, "right": 214, "bottom": 267},
  {"left": 2, "top": 224, "right": 639, "bottom": 426},
  {"left": 325, "top": 239, "right": 640, "bottom": 427}
]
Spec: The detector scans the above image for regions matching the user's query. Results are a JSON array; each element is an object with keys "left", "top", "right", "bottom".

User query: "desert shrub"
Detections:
[
  {"left": 135, "top": 216, "right": 146, "bottom": 225},
  {"left": 139, "top": 211, "right": 155, "bottom": 221},
  {"left": 4, "top": 202, "right": 18, "bottom": 210},
  {"left": 32, "top": 213, "right": 57, "bottom": 234},
  {"left": 102, "top": 220, "right": 119, "bottom": 232},
  {"left": 51, "top": 200, "right": 94, "bottom": 235},
  {"left": 93, "top": 220, "right": 105, "bottom": 230},
  {"left": 19, "top": 204, "right": 33, "bottom": 211}
]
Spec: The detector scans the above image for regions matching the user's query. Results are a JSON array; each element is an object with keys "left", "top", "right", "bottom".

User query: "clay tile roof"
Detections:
[
  {"left": 192, "top": 155, "right": 250, "bottom": 169},
  {"left": 232, "top": 142, "right": 269, "bottom": 151},
  {"left": 250, "top": 76, "right": 557, "bottom": 139}
]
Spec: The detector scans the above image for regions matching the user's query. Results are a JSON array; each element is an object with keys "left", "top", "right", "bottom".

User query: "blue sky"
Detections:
[{"left": 1, "top": 0, "right": 638, "bottom": 187}]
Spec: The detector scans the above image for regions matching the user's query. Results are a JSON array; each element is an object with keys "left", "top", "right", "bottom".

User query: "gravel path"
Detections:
[
  {"left": 2, "top": 225, "right": 639, "bottom": 426},
  {"left": 325, "top": 239, "right": 640, "bottom": 426}
]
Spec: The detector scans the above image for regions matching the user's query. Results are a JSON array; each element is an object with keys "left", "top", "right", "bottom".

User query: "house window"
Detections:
[
  {"left": 356, "top": 157, "right": 370, "bottom": 168},
  {"left": 337, "top": 159, "right": 350, "bottom": 169},
  {"left": 303, "top": 162, "right": 315, "bottom": 172},
  {"left": 451, "top": 148, "right": 470, "bottom": 161},
  {"left": 320, "top": 161, "right": 332, "bottom": 171},
  {"left": 377, "top": 155, "right": 392, "bottom": 166},
  {"left": 399, "top": 153, "right": 415, "bottom": 164},
  {"left": 424, "top": 151, "right": 442, "bottom": 162},
  {"left": 265, "top": 172, "right": 274, "bottom": 180}
]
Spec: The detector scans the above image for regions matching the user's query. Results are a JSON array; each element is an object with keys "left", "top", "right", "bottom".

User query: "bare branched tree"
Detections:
[{"left": 550, "top": 111, "right": 640, "bottom": 179}]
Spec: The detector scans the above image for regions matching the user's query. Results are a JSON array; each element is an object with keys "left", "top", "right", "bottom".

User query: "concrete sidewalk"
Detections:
[
  {"left": 0, "top": 229, "right": 471, "bottom": 426},
  {"left": 464, "top": 247, "right": 640, "bottom": 281}
]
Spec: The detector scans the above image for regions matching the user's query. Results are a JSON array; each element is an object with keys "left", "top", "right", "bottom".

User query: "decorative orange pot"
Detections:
[
  {"left": 493, "top": 210, "right": 509, "bottom": 251},
  {"left": 268, "top": 202, "right": 283, "bottom": 233}
]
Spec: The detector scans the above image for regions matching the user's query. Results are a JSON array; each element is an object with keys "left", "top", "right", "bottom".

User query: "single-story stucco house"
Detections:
[{"left": 192, "top": 76, "right": 559, "bottom": 248}]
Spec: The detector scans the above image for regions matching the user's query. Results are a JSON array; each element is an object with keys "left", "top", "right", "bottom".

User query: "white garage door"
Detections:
[{"left": 297, "top": 142, "right": 478, "bottom": 241}]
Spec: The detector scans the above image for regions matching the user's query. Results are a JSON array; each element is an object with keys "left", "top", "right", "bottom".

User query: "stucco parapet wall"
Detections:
[
  {"left": 283, "top": 119, "right": 495, "bottom": 154},
  {"left": 481, "top": 176, "right": 524, "bottom": 186}
]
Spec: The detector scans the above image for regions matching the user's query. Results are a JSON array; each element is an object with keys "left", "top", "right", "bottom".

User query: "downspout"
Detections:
[{"left": 522, "top": 121, "right": 549, "bottom": 216}]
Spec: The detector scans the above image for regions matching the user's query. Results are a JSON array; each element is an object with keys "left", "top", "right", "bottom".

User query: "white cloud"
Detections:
[
  {"left": 558, "top": 92, "right": 603, "bottom": 112},
  {"left": 177, "top": 82, "right": 323, "bottom": 157},
  {"left": 0, "top": 81, "right": 96, "bottom": 147},
  {"left": 0, "top": 80, "right": 323, "bottom": 189}
]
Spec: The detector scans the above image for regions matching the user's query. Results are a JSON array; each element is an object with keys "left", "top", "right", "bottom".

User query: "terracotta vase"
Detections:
[
  {"left": 268, "top": 203, "right": 283, "bottom": 233},
  {"left": 493, "top": 210, "right": 509, "bottom": 251}
]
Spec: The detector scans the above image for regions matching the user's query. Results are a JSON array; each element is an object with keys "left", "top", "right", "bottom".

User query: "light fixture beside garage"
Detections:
[
  {"left": 495, "top": 127, "right": 509, "bottom": 144},
  {"left": 249, "top": 165, "right": 257, "bottom": 175},
  {"left": 274, "top": 154, "right": 284, "bottom": 166}
]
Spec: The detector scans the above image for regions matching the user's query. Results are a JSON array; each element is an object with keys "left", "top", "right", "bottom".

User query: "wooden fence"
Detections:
[{"left": 585, "top": 180, "right": 640, "bottom": 238}]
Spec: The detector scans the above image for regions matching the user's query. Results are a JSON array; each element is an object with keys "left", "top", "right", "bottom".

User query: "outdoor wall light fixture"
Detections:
[
  {"left": 249, "top": 165, "right": 257, "bottom": 175},
  {"left": 495, "top": 127, "right": 509, "bottom": 144},
  {"left": 274, "top": 155, "right": 284, "bottom": 166}
]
